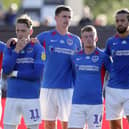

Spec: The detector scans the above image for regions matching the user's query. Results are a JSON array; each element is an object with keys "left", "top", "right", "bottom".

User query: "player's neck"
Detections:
[
  {"left": 56, "top": 26, "right": 68, "bottom": 35},
  {"left": 84, "top": 46, "right": 96, "bottom": 55}
]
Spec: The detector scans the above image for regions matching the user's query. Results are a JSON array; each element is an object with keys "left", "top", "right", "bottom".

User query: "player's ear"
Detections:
[
  {"left": 55, "top": 15, "right": 57, "bottom": 22},
  {"left": 30, "top": 29, "right": 33, "bottom": 36},
  {"left": 81, "top": 37, "right": 83, "bottom": 43},
  {"left": 95, "top": 36, "right": 98, "bottom": 42}
]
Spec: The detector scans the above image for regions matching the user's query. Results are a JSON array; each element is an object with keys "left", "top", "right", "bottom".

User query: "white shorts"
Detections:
[
  {"left": 68, "top": 104, "right": 103, "bottom": 129},
  {"left": 4, "top": 98, "right": 41, "bottom": 125},
  {"left": 40, "top": 88, "right": 73, "bottom": 121},
  {"left": 105, "top": 87, "right": 129, "bottom": 120}
]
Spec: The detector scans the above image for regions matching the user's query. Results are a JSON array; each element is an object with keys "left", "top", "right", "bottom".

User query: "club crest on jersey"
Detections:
[
  {"left": 91, "top": 56, "right": 99, "bottom": 62},
  {"left": 41, "top": 52, "right": 46, "bottom": 61},
  {"left": 67, "top": 39, "right": 73, "bottom": 46}
]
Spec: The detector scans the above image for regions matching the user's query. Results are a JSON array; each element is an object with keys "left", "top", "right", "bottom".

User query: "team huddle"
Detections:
[{"left": 0, "top": 5, "right": 129, "bottom": 129}]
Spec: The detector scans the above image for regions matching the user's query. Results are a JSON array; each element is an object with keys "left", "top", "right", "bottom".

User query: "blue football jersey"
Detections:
[
  {"left": 2, "top": 42, "right": 45, "bottom": 98},
  {"left": 37, "top": 29, "right": 82, "bottom": 89},
  {"left": 105, "top": 35, "right": 129, "bottom": 89},
  {"left": 72, "top": 48, "right": 110, "bottom": 104}
]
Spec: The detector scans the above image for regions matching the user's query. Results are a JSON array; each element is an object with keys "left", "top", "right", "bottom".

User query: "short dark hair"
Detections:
[
  {"left": 115, "top": 8, "right": 129, "bottom": 21},
  {"left": 81, "top": 25, "right": 97, "bottom": 38},
  {"left": 55, "top": 5, "right": 72, "bottom": 16},
  {"left": 16, "top": 14, "right": 33, "bottom": 29}
]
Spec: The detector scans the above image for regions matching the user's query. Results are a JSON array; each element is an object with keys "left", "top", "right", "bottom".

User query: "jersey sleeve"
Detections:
[
  {"left": 104, "top": 38, "right": 112, "bottom": 56},
  {"left": 37, "top": 32, "right": 46, "bottom": 46},
  {"left": 2, "top": 47, "right": 19, "bottom": 74},
  {"left": 75, "top": 36, "right": 82, "bottom": 51},
  {"left": 0, "top": 41, "right": 6, "bottom": 52},
  {"left": 70, "top": 53, "right": 77, "bottom": 87},
  {"left": 103, "top": 53, "right": 111, "bottom": 73},
  {"left": 17, "top": 44, "right": 45, "bottom": 81}
]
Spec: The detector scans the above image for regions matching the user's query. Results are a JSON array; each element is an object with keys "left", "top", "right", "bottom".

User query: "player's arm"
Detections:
[
  {"left": 1, "top": 71, "right": 8, "bottom": 91},
  {"left": 71, "top": 55, "right": 76, "bottom": 86},
  {"left": 104, "top": 53, "right": 111, "bottom": 73},
  {"left": 6, "top": 37, "right": 39, "bottom": 48},
  {"left": 14, "top": 45, "right": 45, "bottom": 81},
  {"left": 37, "top": 32, "right": 47, "bottom": 49},
  {"left": 104, "top": 38, "right": 112, "bottom": 56},
  {"left": 0, "top": 41, "right": 6, "bottom": 52},
  {"left": 102, "top": 53, "right": 111, "bottom": 99},
  {"left": 2, "top": 47, "right": 18, "bottom": 75},
  {"left": 103, "top": 71, "right": 109, "bottom": 99},
  {"left": 6, "top": 38, "right": 17, "bottom": 48},
  {"left": 75, "top": 36, "right": 82, "bottom": 52},
  {"left": 2, "top": 38, "right": 29, "bottom": 75}
]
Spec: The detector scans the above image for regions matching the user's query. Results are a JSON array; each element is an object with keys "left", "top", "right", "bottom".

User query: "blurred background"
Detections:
[
  {"left": 0, "top": 0, "right": 129, "bottom": 47},
  {"left": 1, "top": 0, "right": 129, "bottom": 26}
]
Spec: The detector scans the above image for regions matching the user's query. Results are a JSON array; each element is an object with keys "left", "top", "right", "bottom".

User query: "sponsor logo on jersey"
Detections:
[
  {"left": 49, "top": 46, "right": 74, "bottom": 55},
  {"left": 54, "top": 47, "right": 74, "bottom": 55},
  {"left": 91, "top": 56, "right": 99, "bottom": 62},
  {"left": 67, "top": 39, "right": 73, "bottom": 46},
  {"left": 16, "top": 58, "right": 34, "bottom": 64},
  {"left": 78, "top": 65, "right": 99, "bottom": 71},
  {"left": 115, "top": 50, "right": 129, "bottom": 56}
]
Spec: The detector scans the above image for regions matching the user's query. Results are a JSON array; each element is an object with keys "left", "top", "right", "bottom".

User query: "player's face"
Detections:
[
  {"left": 55, "top": 11, "right": 72, "bottom": 29},
  {"left": 16, "top": 23, "right": 31, "bottom": 40},
  {"left": 81, "top": 31, "right": 96, "bottom": 48},
  {"left": 115, "top": 13, "right": 129, "bottom": 34}
]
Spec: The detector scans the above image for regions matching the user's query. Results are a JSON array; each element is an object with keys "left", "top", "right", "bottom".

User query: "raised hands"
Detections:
[{"left": 14, "top": 37, "right": 29, "bottom": 53}]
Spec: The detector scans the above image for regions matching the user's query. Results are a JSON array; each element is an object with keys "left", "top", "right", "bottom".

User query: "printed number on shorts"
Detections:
[
  {"left": 29, "top": 108, "right": 40, "bottom": 121},
  {"left": 93, "top": 114, "right": 102, "bottom": 124}
]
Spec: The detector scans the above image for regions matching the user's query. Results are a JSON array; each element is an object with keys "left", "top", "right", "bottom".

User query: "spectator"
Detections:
[
  {"left": 78, "top": 6, "right": 93, "bottom": 27},
  {"left": 41, "top": 16, "right": 52, "bottom": 26},
  {"left": 4, "top": 3, "right": 18, "bottom": 25},
  {"left": 95, "top": 14, "right": 107, "bottom": 26},
  {"left": 0, "top": 3, "right": 5, "bottom": 25}
]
